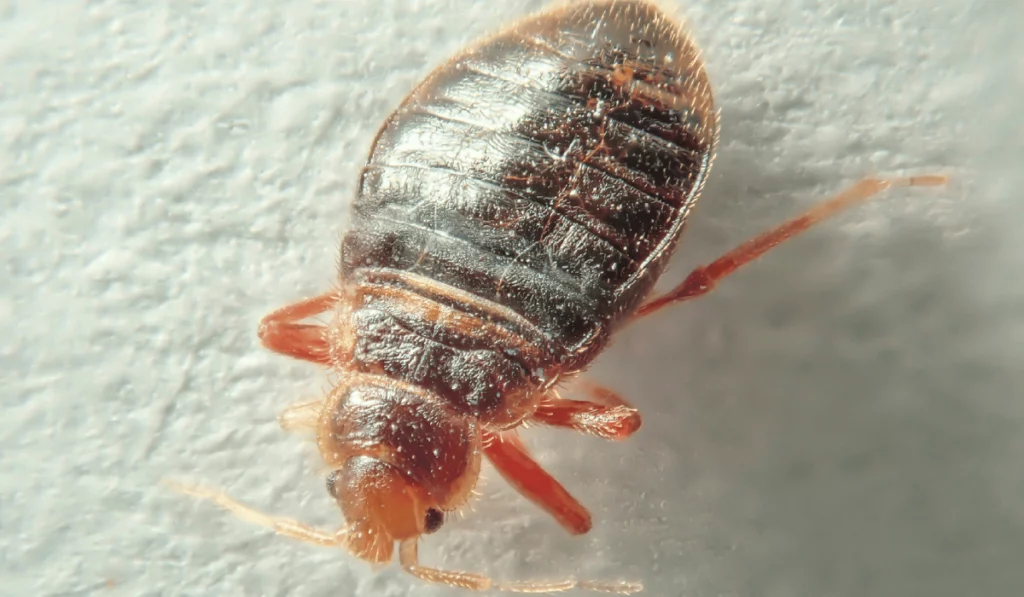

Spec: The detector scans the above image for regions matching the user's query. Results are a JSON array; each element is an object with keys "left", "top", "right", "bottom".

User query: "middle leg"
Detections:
[
  {"left": 531, "top": 382, "right": 641, "bottom": 440},
  {"left": 257, "top": 291, "right": 339, "bottom": 365}
]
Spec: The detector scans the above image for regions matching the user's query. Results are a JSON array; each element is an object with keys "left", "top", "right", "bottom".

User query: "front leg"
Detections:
[
  {"left": 277, "top": 399, "right": 324, "bottom": 433},
  {"left": 483, "top": 430, "right": 592, "bottom": 535}
]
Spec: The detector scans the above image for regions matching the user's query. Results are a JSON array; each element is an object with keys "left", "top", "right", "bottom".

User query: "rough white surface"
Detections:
[{"left": 2, "top": 1, "right": 1021, "bottom": 596}]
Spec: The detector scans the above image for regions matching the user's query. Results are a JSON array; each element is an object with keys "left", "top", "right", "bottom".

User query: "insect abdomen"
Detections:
[
  {"left": 344, "top": 1, "right": 715, "bottom": 365},
  {"left": 338, "top": 1, "right": 716, "bottom": 419}
]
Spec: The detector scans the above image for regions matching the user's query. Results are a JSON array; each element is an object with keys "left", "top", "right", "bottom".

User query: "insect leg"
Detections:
[
  {"left": 532, "top": 385, "right": 641, "bottom": 441},
  {"left": 633, "top": 175, "right": 948, "bottom": 320},
  {"left": 257, "top": 291, "right": 339, "bottom": 364},
  {"left": 572, "top": 379, "right": 636, "bottom": 409},
  {"left": 277, "top": 399, "right": 324, "bottom": 433},
  {"left": 399, "top": 539, "right": 642, "bottom": 594},
  {"left": 482, "top": 431, "right": 592, "bottom": 535},
  {"left": 165, "top": 481, "right": 345, "bottom": 547}
]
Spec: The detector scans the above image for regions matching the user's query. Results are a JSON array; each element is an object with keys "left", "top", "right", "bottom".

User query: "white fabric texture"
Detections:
[{"left": 2, "top": 1, "right": 1020, "bottom": 596}]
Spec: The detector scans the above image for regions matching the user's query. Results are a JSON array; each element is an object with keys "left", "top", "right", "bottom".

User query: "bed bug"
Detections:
[{"left": 172, "top": 0, "right": 946, "bottom": 592}]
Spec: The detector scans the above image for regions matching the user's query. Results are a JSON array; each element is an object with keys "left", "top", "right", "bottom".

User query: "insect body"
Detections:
[{"left": 175, "top": 0, "right": 945, "bottom": 592}]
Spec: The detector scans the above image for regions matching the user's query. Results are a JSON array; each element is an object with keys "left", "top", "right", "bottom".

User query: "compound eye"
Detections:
[
  {"left": 326, "top": 471, "right": 340, "bottom": 499},
  {"left": 423, "top": 508, "right": 444, "bottom": 534}
]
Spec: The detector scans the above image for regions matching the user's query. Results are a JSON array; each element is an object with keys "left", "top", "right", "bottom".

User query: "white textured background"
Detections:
[{"left": 3, "top": 1, "right": 1021, "bottom": 596}]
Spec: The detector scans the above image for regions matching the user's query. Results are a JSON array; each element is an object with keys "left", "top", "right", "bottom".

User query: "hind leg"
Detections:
[{"left": 633, "top": 175, "right": 948, "bottom": 320}]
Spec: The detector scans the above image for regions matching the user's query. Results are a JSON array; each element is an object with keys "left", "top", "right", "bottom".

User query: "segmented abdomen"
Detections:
[{"left": 341, "top": 1, "right": 716, "bottom": 392}]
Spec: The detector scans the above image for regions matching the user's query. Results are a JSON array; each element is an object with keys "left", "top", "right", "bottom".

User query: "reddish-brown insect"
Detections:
[{"left": 173, "top": 0, "right": 945, "bottom": 592}]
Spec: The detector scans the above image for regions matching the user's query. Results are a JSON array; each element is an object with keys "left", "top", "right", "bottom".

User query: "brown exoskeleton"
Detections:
[{"left": 172, "top": 0, "right": 946, "bottom": 592}]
